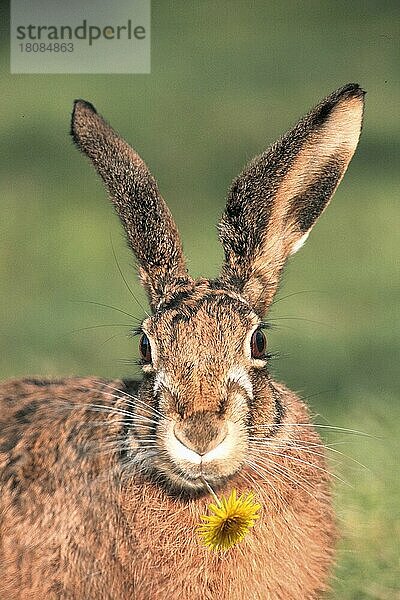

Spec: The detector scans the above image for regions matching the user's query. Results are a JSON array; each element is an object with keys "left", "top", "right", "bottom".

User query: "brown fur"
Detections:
[
  {"left": 71, "top": 100, "right": 191, "bottom": 309},
  {"left": 0, "top": 378, "right": 334, "bottom": 599},
  {"left": 219, "top": 84, "right": 364, "bottom": 313},
  {"left": 0, "top": 84, "right": 365, "bottom": 599}
]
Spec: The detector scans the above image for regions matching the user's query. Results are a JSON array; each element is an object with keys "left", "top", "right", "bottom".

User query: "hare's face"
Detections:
[
  {"left": 129, "top": 282, "right": 276, "bottom": 493},
  {"left": 72, "top": 85, "right": 364, "bottom": 493}
]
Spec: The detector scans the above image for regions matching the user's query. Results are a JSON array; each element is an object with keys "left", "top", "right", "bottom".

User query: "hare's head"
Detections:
[{"left": 71, "top": 84, "right": 364, "bottom": 495}]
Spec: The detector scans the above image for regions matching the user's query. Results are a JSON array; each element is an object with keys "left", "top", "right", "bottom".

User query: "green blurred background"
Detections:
[{"left": 1, "top": 1, "right": 398, "bottom": 597}]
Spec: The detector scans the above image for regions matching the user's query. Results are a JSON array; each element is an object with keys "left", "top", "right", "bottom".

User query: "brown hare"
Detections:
[{"left": 0, "top": 84, "right": 364, "bottom": 599}]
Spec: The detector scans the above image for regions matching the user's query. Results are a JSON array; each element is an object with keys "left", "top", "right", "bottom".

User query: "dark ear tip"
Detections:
[
  {"left": 72, "top": 98, "right": 97, "bottom": 115},
  {"left": 336, "top": 83, "right": 366, "bottom": 101},
  {"left": 312, "top": 83, "right": 365, "bottom": 127},
  {"left": 327, "top": 84, "right": 366, "bottom": 109},
  {"left": 70, "top": 99, "right": 98, "bottom": 142}
]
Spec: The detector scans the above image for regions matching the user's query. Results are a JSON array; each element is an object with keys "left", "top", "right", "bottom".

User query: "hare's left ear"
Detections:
[
  {"left": 71, "top": 100, "right": 190, "bottom": 311},
  {"left": 219, "top": 83, "right": 365, "bottom": 315}
]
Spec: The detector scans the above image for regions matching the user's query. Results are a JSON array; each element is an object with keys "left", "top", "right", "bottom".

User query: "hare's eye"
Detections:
[
  {"left": 251, "top": 329, "right": 267, "bottom": 359},
  {"left": 139, "top": 334, "right": 152, "bottom": 363}
]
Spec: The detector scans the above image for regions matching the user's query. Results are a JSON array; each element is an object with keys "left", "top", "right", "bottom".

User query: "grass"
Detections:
[
  {"left": 0, "top": 1, "right": 399, "bottom": 596},
  {"left": 323, "top": 395, "right": 400, "bottom": 599}
]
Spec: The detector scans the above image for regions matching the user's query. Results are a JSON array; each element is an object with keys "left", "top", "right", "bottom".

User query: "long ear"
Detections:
[
  {"left": 218, "top": 83, "right": 365, "bottom": 315},
  {"left": 71, "top": 100, "right": 190, "bottom": 310}
]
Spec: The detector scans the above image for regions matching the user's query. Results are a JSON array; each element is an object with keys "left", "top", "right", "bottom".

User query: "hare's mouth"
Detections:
[
  {"left": 147, "top": 420, "right": 246, "bottom": 493},
  {"left": 155, "top": 460, "right": 237, "bottom": 495},
  {"left": 133, "top": 445, "right": 243, "bottom": 495},
  {"left": 129, "top": 418, "right": 246, "bottom": 494}
]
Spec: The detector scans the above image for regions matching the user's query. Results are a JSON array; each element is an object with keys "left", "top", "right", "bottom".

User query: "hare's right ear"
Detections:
[
  {"left": 219, "top": 84, "right": 365, "bottom": 315},
  {"left": 71, "top": 100, "right": 190, "bottom": 310}
]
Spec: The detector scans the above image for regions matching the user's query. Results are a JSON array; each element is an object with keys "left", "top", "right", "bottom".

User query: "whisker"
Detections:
[
  {"left": 248, "top": 439, "right": 341, "bottom": 465},
  {"left": 248, "top": 453, "right": 313, "bottom": 492},
  {"left": 73, "top": 299, "right": 142, "bottom": 322},
  {"left": 96, "top": 383, "right": 167, "bottom": 420},
  {"left": 250, "top": 422, "right": 374, "bottom": 438},
  {"left": 241, "top": 464, "right": 284, "bottom": 510},
  {"left": 246, "top": 457, "right": 315, "bottom": 500},
  {"left": 251, "top": 437, "right": 369, "bottom": 471},
  {"left": 101, "top": 333, "right": 134, "bottom": 350},
  {"left": 58, "top": 400, "right": 134, "bottom": 419},
  {"left": 78, "top": 387, "right": 164, "bottom": 423},
  {"left": 122, "top": 396, "right": 166, "bottom": 420},
  {"left": 251, "top": 447, "right": 350, "bottom": 487},
  {"left": 81, "top": 412, "right": 159, "bottom": 428},
  {"left": 267, "top": 315, "right": 331, "bottom": 327},
  {"left": 69, "top": 323, "right": 132, "bottom": 334},
  {"left": 110, "top": 234, "right": 150, "bottom": 318},
  {"left": 271, "top": 289, "right": 325, "bottom": 306}
]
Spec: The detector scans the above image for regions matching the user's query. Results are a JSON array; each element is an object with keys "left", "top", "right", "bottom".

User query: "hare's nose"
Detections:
[{"left": 174, "top": 413, "right": 228, "bottom": 456}]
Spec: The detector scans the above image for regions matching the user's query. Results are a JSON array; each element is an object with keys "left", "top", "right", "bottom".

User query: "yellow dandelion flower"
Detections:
[{"left": 197, "top": 488, "right": 261, "bottom": 551}]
